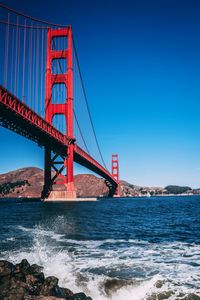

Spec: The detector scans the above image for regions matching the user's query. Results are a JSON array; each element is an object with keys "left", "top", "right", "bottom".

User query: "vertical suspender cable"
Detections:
[
  {"left": 17, "top": 21, "right": 21, "bottom": 98},
  {"left": 40, "top": 26, "right": 44, "bottom": 116},
  {"left": 11, "top": 27, "right": 14, "bottom": 92},
  {"left": 14, "top": 16, "right": 19, "bottom": 95},
  {"left": 32, "top": 25, "right": 36, "bottom": 110},
  {"left": 4, "top": 13, "right": 9, "bottom": 88},
  {"left": 35, "top": 25, "right": 39, "bottom": 112},
  {"left": 29, "top": 22, "right": 33, "bottom": 107},
  {"left": 22, "top": 18, "right": 26, "bottom": 102}
]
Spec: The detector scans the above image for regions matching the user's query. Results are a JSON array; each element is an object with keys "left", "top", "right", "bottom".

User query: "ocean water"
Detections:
[{"left": 0, "top": 196, "right": 200, "bottom": 300}]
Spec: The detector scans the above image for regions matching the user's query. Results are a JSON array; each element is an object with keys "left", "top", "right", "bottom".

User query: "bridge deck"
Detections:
[
  {"left": 0, "top": 85, "right": 68, "bottom": 153},
  {"left": 0, "top": 85, "right": 118, "bottom": 188}
]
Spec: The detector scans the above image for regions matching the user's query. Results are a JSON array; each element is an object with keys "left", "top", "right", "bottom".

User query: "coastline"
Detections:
[
  {"left": 0, "top": 259, "right": 92, "bottom": 300},
  {"left": 0, "top": 194, "right": 199, "bottom": 203}
]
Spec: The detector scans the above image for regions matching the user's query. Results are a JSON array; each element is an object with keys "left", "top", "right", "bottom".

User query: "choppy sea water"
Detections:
[{"left": 0, "top": 196, "right": 200, "bottom": 300}]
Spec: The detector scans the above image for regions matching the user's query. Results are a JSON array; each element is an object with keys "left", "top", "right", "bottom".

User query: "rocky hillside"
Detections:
[
  {"left": 0, "top": 167, "right": 198, "bottom": 198},
  {"left": 74, "top": 174, "right": 109, "bottom": 197},
  {"left": 0, "top": 167, "right": 110, "bottom": 198},
  {"left": 0, "top": 168, "right": 44, "bottom": 198}
]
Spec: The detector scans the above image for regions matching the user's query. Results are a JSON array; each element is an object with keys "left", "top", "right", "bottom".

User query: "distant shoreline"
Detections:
[
  {"left": 0, "top": 194, "right": 199, "bottom": 202},
  {"left": 0, "top": 167, "right": 200, "bottom": 198}
]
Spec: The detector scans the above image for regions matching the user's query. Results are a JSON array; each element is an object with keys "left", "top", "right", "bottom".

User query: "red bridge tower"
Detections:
[
  {"left": 43, "top": 27, "right": 76, "bottom": 200},
  {"left": 111, "top": 154, "right": 120, "bottom": 197}
]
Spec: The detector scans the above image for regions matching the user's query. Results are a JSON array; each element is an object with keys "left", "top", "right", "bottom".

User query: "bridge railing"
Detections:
[{"left": 0, "top": 85, "right": 68, "bottom": 147}]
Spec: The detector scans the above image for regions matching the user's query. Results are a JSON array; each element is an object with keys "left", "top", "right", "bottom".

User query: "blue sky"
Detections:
[{"left": 1, "top": 0, "right": 200, "bottom": 188}]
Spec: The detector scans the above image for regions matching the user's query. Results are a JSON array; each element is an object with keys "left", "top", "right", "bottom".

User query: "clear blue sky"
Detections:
[{"left": 1, "top": 0, "right": 200, "bottom": 188}]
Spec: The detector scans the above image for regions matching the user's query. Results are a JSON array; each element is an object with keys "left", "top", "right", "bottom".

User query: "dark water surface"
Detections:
[{"left": 0, "top": 196, "right": 200, "bottom": 299}]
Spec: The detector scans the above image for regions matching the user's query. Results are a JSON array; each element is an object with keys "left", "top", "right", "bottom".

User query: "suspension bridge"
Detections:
[{"left": 0, "top": 4, "right": 120, "bottom": 200}]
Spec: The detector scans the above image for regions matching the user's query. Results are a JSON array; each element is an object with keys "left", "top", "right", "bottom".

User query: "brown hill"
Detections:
[
  {"left": 0, "top": 167, "right": 44, "bottom": 198},
  {"left": 74, "top": 174, "right": 109, "bottom": 197},
  {"left": 1, "top": 167, "right": 193, "bottom": 198},
  {"left": 0, "top": 167, "right": 110, "bottom": 198}
]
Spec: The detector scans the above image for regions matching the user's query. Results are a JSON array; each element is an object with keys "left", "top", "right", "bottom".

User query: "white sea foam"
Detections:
[
  {"left": 2, "top": 221, "right": 200, "bottom": 300},
  {"left": 6, "top": 237, "right": 15, "bottom": 241}
]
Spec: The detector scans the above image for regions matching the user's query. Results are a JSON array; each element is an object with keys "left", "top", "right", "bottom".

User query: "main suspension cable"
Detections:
[
  {"left": 0, "top": 5, "right": 107, "bottom": 168},
  {"left": 0, "top": 20, "right": 48, "bottom": 29},
  {"left": 0, "top": 3, "right": 68, "bottom": 27},
  {"left": 72, "top": 37, "right": 108, "bottom": 170}
]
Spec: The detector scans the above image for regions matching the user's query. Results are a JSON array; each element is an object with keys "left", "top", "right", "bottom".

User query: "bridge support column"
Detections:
[
  {"left": 42, "top": 147, "right": 51, "bottom": 198},
  {"left": 42, "top": 27, "right": 76, "bottom": 201}
]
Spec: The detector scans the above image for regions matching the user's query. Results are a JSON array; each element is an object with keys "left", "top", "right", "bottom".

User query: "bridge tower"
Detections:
[
  {"left": 43, "top": 27, "right": 76, "bottom": 200},
  {"left": 111, "top": 154, "right": 120, "bottom": 197}
]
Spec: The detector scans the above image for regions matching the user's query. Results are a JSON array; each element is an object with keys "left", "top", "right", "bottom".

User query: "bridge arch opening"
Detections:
[
  {"left": 52, "top": 83, "right": 67, "bottom": 104},
  {"left": 52, "top": 58, "right": 67, "bottom": 74},
  {"left": 52, "top": 114, "right": 66, "bottom": 135},
  {"left": 52, "top": 36, "right": 68, "bottom": 51}
]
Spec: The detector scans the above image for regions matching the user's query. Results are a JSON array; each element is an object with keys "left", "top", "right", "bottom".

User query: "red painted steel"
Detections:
[
  {"left": 112, "top": 154, "right": 120, "bottom": 196},
  {"left": 0, "top": 25, "right": 120, "bottom": 198},
  {"left": 0, "top": 84, "right": 119, "bottom": 196},
  {"left": 74, "top": 145, "right": 118, "bottom": 187},
  {"left": 44, "top": 27, "right": 76, "bottom": 198},
  {"left": 0, "top": 85, "right": 67, "bottom": 147}
]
